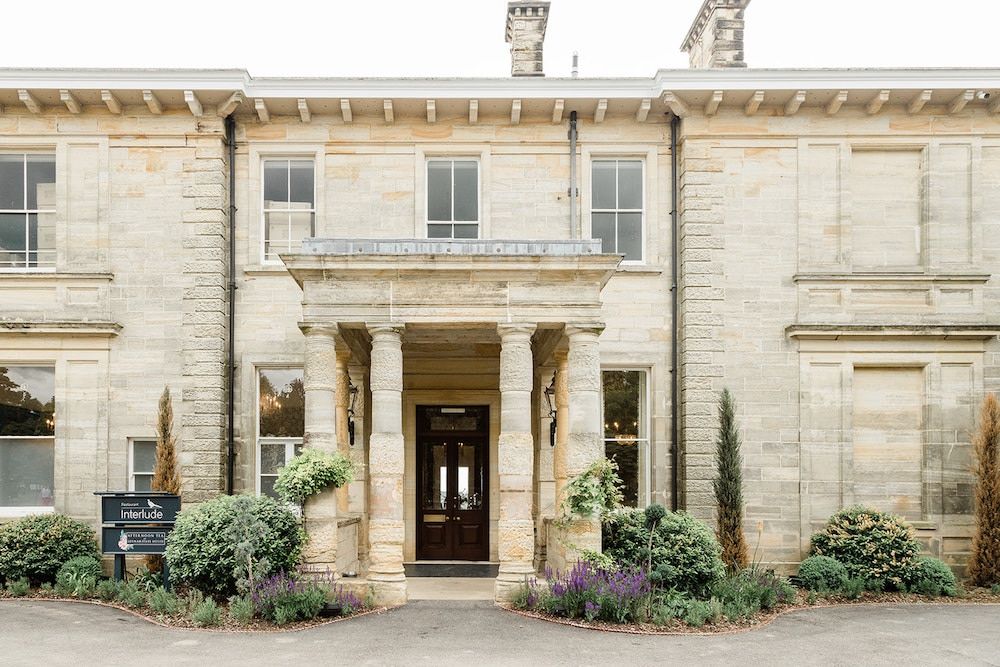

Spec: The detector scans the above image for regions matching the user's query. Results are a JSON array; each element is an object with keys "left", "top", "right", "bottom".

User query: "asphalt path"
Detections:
[{"left": 1, "top": 599, "right": 998, "bottom": 666}]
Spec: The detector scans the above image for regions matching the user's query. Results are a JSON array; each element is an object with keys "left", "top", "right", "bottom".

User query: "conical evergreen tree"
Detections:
[
  {"left": 147, "top": 386, "right": 180, "bottom": 573},
  {"left": 714, "top": 388, "right": 749, "bottom": 572},
  {"left": 969, "top": 393, "right": 1000, "bottom": 587}
]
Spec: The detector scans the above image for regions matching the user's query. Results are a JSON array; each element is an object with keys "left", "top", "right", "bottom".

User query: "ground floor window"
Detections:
[
  {"left": 257, "top": 368, "right": 305, "bottom": 498},
  {"left": 129, "top": 439, "right": 157, "bottom": 492},
  {"left": 602, "top": 369, "right": 648, "bottom": 507},
  {"left": 0, "top": 365, "right": 55, "bottom": 510}
]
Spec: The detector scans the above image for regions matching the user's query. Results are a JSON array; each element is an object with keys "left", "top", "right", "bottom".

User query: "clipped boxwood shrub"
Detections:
[
  {"left": 907, "top": 557, "right": 958, "bottom": 597},
  {"left": 165, "top": 494, "right": 303, "bottom": 597},
  {"left": 810, "top": 506, "right": 920, "bottom": 590},
  {"left": 797, "top": 555, "right": 848, "bottom": 591},
  {"left": 0, "top": 514, "right": 99, "bottom": 584},
  {"left": 603, "top": 505, "right": 724, "bottom": 597},
  {"left": 56, "top": 555, "right": 102, "bottom": 597}
]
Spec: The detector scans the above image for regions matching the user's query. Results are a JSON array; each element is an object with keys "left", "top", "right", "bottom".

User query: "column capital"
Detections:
[
  {"left": 565, "top": 322, "right": 605, "bottom": 339},
  {"left": 366, "top": 322, "right": 405, "bottom": 341},
  {"left": 497, "top": 322, "right": 537, "bottom": 340},
  {"left": 299, "top": 321, "right": 339, "bottom": 337}
]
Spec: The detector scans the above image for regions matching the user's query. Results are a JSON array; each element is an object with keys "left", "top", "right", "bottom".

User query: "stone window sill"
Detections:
[
  {"left": 615, "top": 265, "right": 663, "bottom": 275},
  {"left": 0, "top": 271, "right": 114, "bottom": 281}
]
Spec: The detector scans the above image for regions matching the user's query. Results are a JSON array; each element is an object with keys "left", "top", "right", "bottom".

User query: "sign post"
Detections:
[{"left": 95, "top": 492, "right": 180, "bottom": 590}]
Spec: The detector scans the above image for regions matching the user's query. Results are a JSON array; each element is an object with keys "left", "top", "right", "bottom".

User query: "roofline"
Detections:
[{"left": 0, "top": 67, "right": 999, "bottom": 99}]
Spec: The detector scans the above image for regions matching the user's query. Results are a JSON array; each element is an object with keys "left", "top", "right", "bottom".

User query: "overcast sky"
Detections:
[{"left": 2, "top": 1, "right": 997, "bottom": 77}]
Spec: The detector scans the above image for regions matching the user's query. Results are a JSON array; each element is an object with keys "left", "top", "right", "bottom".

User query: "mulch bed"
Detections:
[
  {"left": 0, "top": 591, "right": 387, "bottom": 633},
  {"left": 499, "top": 588, "right": 1000, "bottom": 636}
]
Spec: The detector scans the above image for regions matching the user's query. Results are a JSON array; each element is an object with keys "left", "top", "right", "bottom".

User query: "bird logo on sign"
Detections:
[{"left": 147, "top": 499, "right": 163, "bottom": 509}]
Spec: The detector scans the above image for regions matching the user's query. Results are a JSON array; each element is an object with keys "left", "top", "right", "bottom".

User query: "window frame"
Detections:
[
  {"left": 589, "top": 158, "right": 646, "bottom": 264},
  {"left": 128, "top": 438, "right": 157, "bottom": 492},
  {"left": 255, "top": 366, "right": 305, "bottom": 497},
  {"left": 260, "top": 157, "right": 317, "bottom": 266},
  {"left": 600, "top": 367, "right": 651, "bottom": 508},
  {"left": 424, "top": 157, "right": 482, "bottom": 239},
  {"left": 0, "top": 152, "right": 57, "bottom": 272},
  {"left": 0, "top": 364, "right": 56, "bottom": 515}
]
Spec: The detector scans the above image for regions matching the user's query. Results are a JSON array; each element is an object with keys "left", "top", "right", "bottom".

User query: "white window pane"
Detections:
[
  {"left": 453, "top": 224, "right": 478, "bottom": 239},
  {"left": 0, "top": 438, "right": 54, "bottom": 507},
  {"left": 0, "top": 366, "right": 55, "bottom": 435},
  {"left": 260, "top": 476, "right": 278, "bottom": 499},
  {"left": 260, "top": 443, "right": 286, "bottom": 476},
  {"left": 133, "top": 440, "right": 157, "bottom": 474},
  {"left": 427, "top": 161, "right": 452, "bottom": 222},
  {"left": 288, "top": 211, "right": 314, "bottom": 249},
  {"left": 263, "top": 161, "right": 289, "bottom": 205},
  {"left": 0, "top": 155, "right": 24, "bottom": 210},
  {"left": 591, "top": 212, "right": 615, "bottom": 253},
  {"left": 33, "top": 211, "right": 56, "bottom": 267},
  {"left": 259, "top": 369, "right": 304, "bottom": 438},
  {"left": 288, "top": 161, "right": 314, "bottom": 207},
  {"left": 453, "top": 161, "right": 478, "bottom": 222},
  {"left": 133, "top": 474, "right": 153, "bottom": 493},
  {"left": 265, "top": 212, "right": 291, "bottom": 250},
  {"left": 427, "top": 223, "right": 453, "bottom": 239},
  {"left": 592, "top": 161, "right": 617, "bottom": 209},
  {"left": 0, "top": 213, "right": 26, "bottom": 268},
  {"left": 617, "top": 161, "right": 643, "bottom": 210},
  {"left": 618, "top": 212, "right": 642, "bottom": 262},
  {"left": 26, "top": 156, "right": 55, "bottom": 210}
]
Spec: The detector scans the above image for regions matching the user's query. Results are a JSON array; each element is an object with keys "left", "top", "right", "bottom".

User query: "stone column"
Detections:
[
  {"left": 563, "top": 324, "right": 605, "bottom": 561},
  {"left": 366, "top": 323, "right": 407, "bottom": 606},
  {"left": 335, "top": 348, "right": 351, "bottom": 513},
  {"left": 547, "top": 349, "right": 571, "bottom": 573},
  {"left": 495, "top": 323, "right": 537, "bottom": 601},
  {"left": 299, "top": 322, "right": 339, "bottom": 575}
]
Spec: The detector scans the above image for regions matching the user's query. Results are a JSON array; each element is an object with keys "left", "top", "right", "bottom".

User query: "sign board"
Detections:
[
  {"left": 101, "top": 526, "right": 172, "bottom": 555},
  {"left": 100, "top": 494, "right": 180, "bottom": 525}
]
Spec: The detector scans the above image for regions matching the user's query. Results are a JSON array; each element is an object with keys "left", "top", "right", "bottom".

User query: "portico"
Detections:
[{"left": 282, "top": 239, "right": 621, "bottom": 604}]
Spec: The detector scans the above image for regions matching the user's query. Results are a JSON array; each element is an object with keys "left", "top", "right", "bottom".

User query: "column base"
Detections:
[
  {"left": 367, "top": 574, "right": 408, "bottom": 607},
  {"left": 494, "top": 565, "right": 535, "bottom": 602},
  {"left": 546, "top": 517, "right": 602, "bottom": 574}
]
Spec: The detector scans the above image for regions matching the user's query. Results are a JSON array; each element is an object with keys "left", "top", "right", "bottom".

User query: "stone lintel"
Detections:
[{"left": 786, "top": 324, "right": 1000, "bottom": 340}]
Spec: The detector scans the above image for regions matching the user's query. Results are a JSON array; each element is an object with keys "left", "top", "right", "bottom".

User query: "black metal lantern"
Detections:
[
  {"left": 544, "top": 376, "right": 557, "bottom": 447},
  {"left": 348, "top": 382, "right": 359, "bottom": 446}
]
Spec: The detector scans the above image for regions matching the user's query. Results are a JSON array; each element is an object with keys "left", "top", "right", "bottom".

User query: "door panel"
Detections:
[{"left": 416, "top": 406, "right": 489, "bottom": 561}]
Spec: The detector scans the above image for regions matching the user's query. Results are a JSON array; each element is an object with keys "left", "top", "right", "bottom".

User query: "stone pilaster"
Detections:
[
  {"left": 335, "top": 347, "right": 351, "bottom": 513},
  {"left": 563, "top": 324, "right": 605, "bottom": 560},
  {"left": 547, "top": 349, "right": 571, "bottom": 573},
  {"left": 495, "top": 323, "right": 537, "bottom": 601},
  {"left": 299, "top": 322, "right": 340, "bottom": 575},
  {"left": 366, "top": 323, "right": 407, "bottom": 606}
]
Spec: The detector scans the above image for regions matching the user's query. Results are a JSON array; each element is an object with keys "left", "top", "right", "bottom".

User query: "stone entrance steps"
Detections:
[{"left": 403, "top": 561, "right": 499, "bottom": 578}]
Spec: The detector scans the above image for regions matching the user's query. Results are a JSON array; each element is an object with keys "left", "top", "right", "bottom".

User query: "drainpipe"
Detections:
[
  {"left": 670, "top": 113, "right": 680, "bottom": 512},
  {"left": 568, "top": 110, "right": 578, "bottom": 238},
  {"left": 225, "top": 114, "right": 237, "bottom": 495}
]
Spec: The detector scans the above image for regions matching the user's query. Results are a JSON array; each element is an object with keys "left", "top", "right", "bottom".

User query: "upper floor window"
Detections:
[
  {"left": 0, "top": 365, "right": 55, "bottom": 511},
  {"left": 427, "top": 159, "right": 479, "bottom": 239},
  {"left": 258, "top": 368, "right": 305, "bottom": 498},
  {"left": 0, "top": 154, "right": 56, "bottom": 270},
  {"left": 129, "top": 439, "right": 157, "bottom": 492},
  {"left": 591, "top": 159, "right": 643, "bottom": 262},
  {"left": 263, "top": 159, "right": 314, "bottom": 263}
]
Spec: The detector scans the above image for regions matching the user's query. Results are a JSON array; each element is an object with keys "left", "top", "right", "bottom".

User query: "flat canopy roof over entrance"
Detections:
[{"left": 282, "top": 239, "right": 623, "bottom": 327}]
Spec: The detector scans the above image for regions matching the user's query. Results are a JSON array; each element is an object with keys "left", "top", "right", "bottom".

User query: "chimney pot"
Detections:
[
  {"left": 506, "top": 1, "right": 550, "bottom": 77},
  {"left": 681, "top": 0, "right": 751, "bottom": 69}
]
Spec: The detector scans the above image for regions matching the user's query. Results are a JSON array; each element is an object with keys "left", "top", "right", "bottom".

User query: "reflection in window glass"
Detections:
[
  {"left": 262, "top": 159, "right": 315, "bottom": 262},
  {"left": 0, "top": 154, "right": 55, "bottom": 269},
  {"left": 426, "top": 160, "right": 479, "bottom": 239},
  {"left": 603, "top": 370, "right": 647, "bottom": 507},
  {"left": 591, "top": 159, "right": 643, "bottom": 261},
  {"left": 131, "top": 439, "right": 156, "bottom": 492},
  {"left": 0, "top": 366, "right": 55, "bottom": 507},
  {"left": 258, "top": 368, "right": 305, "bottom": 499}
]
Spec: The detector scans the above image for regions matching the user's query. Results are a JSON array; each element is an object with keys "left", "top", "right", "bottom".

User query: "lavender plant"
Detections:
[{"left": 515, "top": 561, "right": 651, "bottom": 624}]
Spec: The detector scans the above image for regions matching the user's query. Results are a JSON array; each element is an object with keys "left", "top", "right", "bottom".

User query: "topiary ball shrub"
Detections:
[
  {"left": 907, "top": 557, "right": 958, "bottom": 597},
  {"left": 810, "top": 506, "right": 920, "bottom": 590},
  {"left": 0, "top": 514, "right": 99, "bottom": 584},
  {"left": 797, "top": 555, "right": 849, "bottom": 591},
  {"left": 603, "top": 507, "right": 724, "bottom": 597},
  {"left": 165, "top": 494, "right": 303, "bottom": 597}
]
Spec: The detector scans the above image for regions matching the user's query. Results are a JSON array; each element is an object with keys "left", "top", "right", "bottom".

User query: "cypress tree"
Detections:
[
  {"left": 147, "top": 386, "right": 180, "bottom": 572},
  {"left": 969, "top": 393, "right": 1000, "bottom": 587},
  {"left": 714, "top": 388, "right": 749, "bottom": 572}
]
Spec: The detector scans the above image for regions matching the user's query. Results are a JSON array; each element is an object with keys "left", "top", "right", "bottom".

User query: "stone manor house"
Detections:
[{"left": 1, "top": 0, "right": 998, "bottom": 603}]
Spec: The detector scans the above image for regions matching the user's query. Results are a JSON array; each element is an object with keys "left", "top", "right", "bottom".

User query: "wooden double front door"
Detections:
[{"left": 416, "top": 406, "right": 489, "bottom": 561}]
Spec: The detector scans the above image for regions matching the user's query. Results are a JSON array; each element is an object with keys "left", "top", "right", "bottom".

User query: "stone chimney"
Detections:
[
  {"left": 681, "top": 0, "right": 750, "bottom": 69},
  {"left": 506, "top": 1, "right": 550, "bottom": 77}
]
